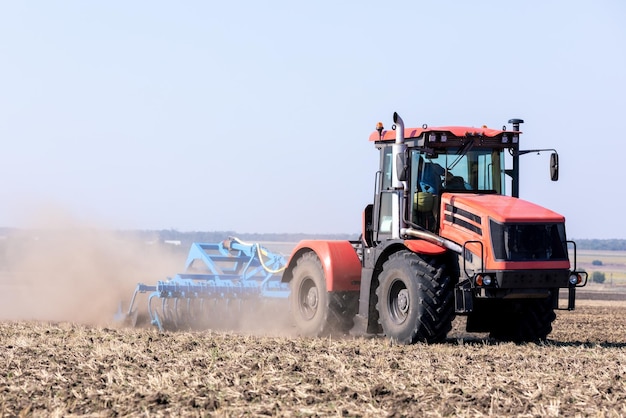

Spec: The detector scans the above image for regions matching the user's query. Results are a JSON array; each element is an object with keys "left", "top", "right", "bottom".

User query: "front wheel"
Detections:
[{"left": 376, "top": 250, "right": 455, "bottom": 344}]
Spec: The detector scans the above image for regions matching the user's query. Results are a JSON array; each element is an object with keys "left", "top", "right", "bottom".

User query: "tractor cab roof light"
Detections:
[{"left": 376, "top": 122, "right": 384, "bottom": 140}]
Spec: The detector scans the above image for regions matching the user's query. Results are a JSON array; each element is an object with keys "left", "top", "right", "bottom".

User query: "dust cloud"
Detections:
[
  {"left": 0, "top": 213, "right": 183, "bottom": 326},
  {"left": 0, "top": 211, "right": 298, "bottom": 336}
]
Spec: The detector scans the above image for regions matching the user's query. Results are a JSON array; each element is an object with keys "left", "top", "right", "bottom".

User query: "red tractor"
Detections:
[{"left": 282, "top": 112, "right": 587, "bottom": 344}]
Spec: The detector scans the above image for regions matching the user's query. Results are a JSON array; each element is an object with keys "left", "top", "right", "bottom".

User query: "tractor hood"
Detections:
[
  {"left": 439, "top": 192, "right": 571, "bottom": 269},
  {"left": 438, "top": 192, "right": 567, "bottom": 248},
  {"left": 443, "top": 193, "right": 565, "bottom": 224}
]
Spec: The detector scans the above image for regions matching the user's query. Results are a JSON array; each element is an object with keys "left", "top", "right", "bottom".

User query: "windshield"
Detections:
[{"left": 411, "top": 147, "right": 506, "bottom": 194}]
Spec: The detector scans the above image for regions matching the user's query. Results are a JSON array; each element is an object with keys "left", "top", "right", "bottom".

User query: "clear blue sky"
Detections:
[{"left": 1, "top": 1, "right": 624, "bottom": 239}]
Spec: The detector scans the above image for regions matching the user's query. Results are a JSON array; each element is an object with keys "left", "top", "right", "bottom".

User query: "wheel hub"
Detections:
[
  {"left": 388, "top": 280, "right": 410, "bottom": 324},
  {"left": 397, "top": 289, "right": 409, "bottom": 314},
  {"left": 306, "top": 287, "right": 318, "bottom": 309}
]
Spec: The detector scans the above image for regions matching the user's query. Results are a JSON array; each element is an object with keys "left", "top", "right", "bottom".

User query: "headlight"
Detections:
[
  {"left": 569, "top": 274, "right": 579, "bottom": 285},
  {"left": 475, "top": 274, "right": 493, "bottom": 286}
]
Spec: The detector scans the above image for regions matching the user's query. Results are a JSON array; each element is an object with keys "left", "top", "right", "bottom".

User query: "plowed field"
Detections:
[{"left": 2, "top": 300, "right": 625, "bottom": 417}]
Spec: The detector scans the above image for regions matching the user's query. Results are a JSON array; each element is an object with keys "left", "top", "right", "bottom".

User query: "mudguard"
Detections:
[
  {"left": 404, "top": 239, "right": 447, "bottom": 256},
  {"left": 283, "top": 240, "right": 361, "bottom": 292}
]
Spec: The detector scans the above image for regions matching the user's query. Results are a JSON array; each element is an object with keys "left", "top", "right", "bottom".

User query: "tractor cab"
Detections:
[
  {"left": 409, "top": 144, "right": 506, "bottom": 231},
  {"left": 368, "top": 118, "right": 530, "bottom": 242},
  {"left": 405, "top": 127, "right": 514, "bottom": 232}
]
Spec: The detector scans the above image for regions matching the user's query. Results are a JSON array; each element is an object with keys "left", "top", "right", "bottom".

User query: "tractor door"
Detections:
[
  {"left": 410, "top": 151, "right": 444, "bottom": 231},
  {"left": 371, "top": 145, "right": 394, "bottom": 243}
]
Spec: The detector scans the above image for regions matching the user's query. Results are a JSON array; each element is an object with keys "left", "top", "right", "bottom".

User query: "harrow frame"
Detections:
[{"left": 122, "top": 237, "right": 290, "bottom": 331}]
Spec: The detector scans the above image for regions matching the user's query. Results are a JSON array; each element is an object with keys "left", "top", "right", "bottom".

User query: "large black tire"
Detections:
[
  {"left": 488, "top": 296, "right": 556, "bottom": 343},
  {"left": 376, "top": 250, "right": 455, "bottom": 344},
  {"left": 289, "top": 252, "right": 334, "bottom": 337}
]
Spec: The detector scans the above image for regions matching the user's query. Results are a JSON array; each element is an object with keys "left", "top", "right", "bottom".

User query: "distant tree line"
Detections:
[
  {"left": 573, "top": 239, "right": 626, "bottom": 251},
  {"left": 0, "top": 227, "right": 624, "bottom": 250},
  {"left": 151, "top": 230, "right": 359, "bottom": 248},
  {"left": 127, "top": 233, "right": 626, "bottom": 251},
  {"left": 146, "top": 233, "right": 626, "bottom": 251}
]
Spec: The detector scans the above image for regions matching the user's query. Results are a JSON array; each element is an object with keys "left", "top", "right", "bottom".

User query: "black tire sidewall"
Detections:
[
  {"left": 290, "top": 252, "right": 329, "bottom": 336},
  {"left": 377, "top": 250, "right": 454, "bottom": 344},
  {"left": 377, "top": 253, "right": 424, "bottom": 344}
]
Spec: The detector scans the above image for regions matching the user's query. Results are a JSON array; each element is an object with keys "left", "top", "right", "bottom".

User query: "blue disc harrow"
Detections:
[{"left": 121, "top": 237, "right": 290, "bottom": 331}]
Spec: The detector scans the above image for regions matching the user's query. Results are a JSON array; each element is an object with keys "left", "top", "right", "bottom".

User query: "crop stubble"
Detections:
[{"left": 1, "top": 300, "right": 625, "bottom": 417}]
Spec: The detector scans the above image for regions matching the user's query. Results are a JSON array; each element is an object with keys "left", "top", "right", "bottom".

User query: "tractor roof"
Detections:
[{"left": 369, "top": 125, "right": 516, "bottom": 142}]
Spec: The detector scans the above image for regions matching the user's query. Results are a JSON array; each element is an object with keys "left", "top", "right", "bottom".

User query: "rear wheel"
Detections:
[
  {"left": 290, "top": 252, "right": 332, "bottom": 337},
  {"left": 376, "top": 250, "right": 455, "bottom": 344}
]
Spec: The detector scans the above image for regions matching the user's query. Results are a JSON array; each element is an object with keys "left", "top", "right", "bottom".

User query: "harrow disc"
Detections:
[{"left": 118, "top": 238, "right": 291, "bottom": 331}]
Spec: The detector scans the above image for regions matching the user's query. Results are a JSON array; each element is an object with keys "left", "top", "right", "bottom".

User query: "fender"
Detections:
[
  {"left": 404, "top": 239, "right": 447, "bottom": 256},
  {"left": 283, "top": 240, "right": 361, "bottom": 292}
]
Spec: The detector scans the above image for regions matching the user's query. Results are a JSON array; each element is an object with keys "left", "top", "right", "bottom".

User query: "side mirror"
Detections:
[
  {"left": 550, "top": 152, "right": 559, "bottom": 181},
  {"left": 396, "top": 153, "right": 408, "bottom": 182}
]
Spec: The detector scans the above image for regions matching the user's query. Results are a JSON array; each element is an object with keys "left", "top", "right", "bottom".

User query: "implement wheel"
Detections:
[
  {"left": 376, "top": 250, "right": 454, "bottom": 344},
  {"left": 290, "top": 252, "right": 331, "bottom": 337}
]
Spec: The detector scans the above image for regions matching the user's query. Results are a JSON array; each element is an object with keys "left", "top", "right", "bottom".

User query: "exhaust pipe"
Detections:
[
  {"left": 391, "top": 112, "right": 406, "bottom": 239},
  {"left": 393, "top": 112, "right": 404, "bottom": 144}
]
